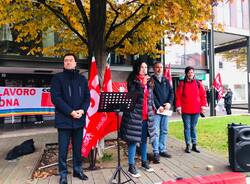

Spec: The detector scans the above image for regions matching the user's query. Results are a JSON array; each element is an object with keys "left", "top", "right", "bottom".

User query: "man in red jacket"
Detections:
[{"left": 175, "top": 66, "right": 207, "bottom": 153}]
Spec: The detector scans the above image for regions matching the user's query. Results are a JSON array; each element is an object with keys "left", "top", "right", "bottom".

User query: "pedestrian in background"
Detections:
[
  {"left": 224, "top": 88, "right": 233, "bottom": 115},
  {"left": 175, "top": 66, "right": 207, "bottom": 153}
]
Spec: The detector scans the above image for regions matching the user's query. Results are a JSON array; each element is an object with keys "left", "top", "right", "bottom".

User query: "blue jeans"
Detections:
[
  {"left": 152, "top": 114, "right": 169, "bottom": 154},
  {"left": 128, "top": 121, "right": 148, "bottom": 165},
  {"left": 182, "top": 114, "right": 199, "bottom": 145}
]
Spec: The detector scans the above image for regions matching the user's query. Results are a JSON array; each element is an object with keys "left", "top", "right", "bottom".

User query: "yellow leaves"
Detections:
[{"left": 1, "top": 0, "right": 217, "bottom": 58}]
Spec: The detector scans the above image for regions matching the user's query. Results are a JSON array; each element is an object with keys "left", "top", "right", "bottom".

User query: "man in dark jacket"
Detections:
[
  {"left": 51, "top": 53, "right": 90, "bottom": 184},
  {"left": 224, "top": 88, "right": 233, "bottom": 115},
  {"left": 151, "top": 61, "right": 174, "bottom": 164}
]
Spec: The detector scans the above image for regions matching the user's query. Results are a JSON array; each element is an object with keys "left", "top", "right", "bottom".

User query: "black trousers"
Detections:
[
  {"left": 58, "top": 127, "right": 83, "bottom": 177},
  {"left": 225, "top": 105, "right": 232, "bottom": 115}
]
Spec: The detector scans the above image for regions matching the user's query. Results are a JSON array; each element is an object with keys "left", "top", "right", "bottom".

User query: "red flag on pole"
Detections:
[
  {"left": 102, "top": 64, "right": 112, "bottom": 92},
  {"left": 212, "top": 73, "right": 224, "bottom": 100},
  {"left": 164, "top": 63, "right": 172, "bottom": 86},
  {"left": 98, "top": 63, "right": 121, "bottom": 140},
  {"left": 112, "top": 82, "right": 128, "bottom": 92},
  {"left": 81, "top": 56, "right": 103, "bottom": 158}
]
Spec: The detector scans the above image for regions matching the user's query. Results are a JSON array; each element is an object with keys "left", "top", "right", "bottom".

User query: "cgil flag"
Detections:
[
  {"left": 99, "top": 63, "right": 121, "bottom": 140},
  {"left": 212, "top": 72, "right": 224, "bottom": 100},
  {"left": 81, "top": 56, "right": 104, "bottom": 158},
  {"left": 164, "top": 63, "right": 172, "bottom": 86}
]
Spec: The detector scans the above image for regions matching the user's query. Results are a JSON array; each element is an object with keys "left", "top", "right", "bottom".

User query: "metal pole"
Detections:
[
  {"left": 209, "top": 4, "right": 216, "bottom": 116},
  {"left": 247, "top": 0, "right": 250, "bottom": 113},
  {"left": 247, "top": 37, "right": 250, "bottom": 113}
]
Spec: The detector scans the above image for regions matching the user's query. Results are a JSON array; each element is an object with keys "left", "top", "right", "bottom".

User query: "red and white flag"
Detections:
[
  {"left": 81, "top": 56, "right": 103, "bottom": 158},
  {"left": 164, "top": 63, "right": 172, "bottom": 86},
  {"left": 99, "top": 63, "right": 121, "bottom": 140},
  {"left": 212, "top": 72, "right": 224, "bottom": 100},
  {"left": 102, "top": 63, "right": 113, "bottom": 92}
]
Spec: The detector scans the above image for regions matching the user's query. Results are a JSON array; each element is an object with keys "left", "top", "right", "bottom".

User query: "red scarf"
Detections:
[{"left": 137, "top": 75, "right": 149, "bottom": 121}]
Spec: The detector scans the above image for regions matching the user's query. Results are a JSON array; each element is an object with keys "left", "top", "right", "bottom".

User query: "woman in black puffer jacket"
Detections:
[{"left": 120, "top": 60, "right": 156, "bottom": 178}]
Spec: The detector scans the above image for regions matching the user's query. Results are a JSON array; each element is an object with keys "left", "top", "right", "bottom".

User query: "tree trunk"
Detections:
[{"left": 88, "top": 0, "right": 107, "bottom": 83}]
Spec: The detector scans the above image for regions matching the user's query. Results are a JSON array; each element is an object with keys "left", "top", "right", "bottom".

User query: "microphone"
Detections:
[{"left": 145, "top": 74, "right": 150, "bottom": 81}]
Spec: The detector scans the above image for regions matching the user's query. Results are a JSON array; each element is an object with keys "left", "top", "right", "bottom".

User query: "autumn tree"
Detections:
[
  {"left": 220, "top": 47, "right": 247, "bottom": 71},
  {"left": 0, "top": 0, "right": 220, "bottom": 76}
]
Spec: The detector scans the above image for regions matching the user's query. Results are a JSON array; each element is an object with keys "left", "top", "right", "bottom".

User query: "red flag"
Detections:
[
  {"left": 99, "top": 64, "right": 122, "bottom": 139},
  {"left": 112, "top": 82, "right": 128, "bottom": 92},
  {"left": 164, "top": 63, "right": 172, "bottom": 86},
  {"left": 102, "top": 64, "right": 113, "bottom": 92},
  {"left": 81, "top": 57, "right": 103, "bottom": 157},
  {"left": 212, "top": 73, "right": 224, "bottom": 100}
]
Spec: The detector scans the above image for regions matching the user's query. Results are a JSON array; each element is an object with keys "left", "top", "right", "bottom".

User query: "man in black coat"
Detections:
[
  {"left": 51, "top": 53, "right": 90, "bottom": 184},
  {"left": 151, "top": 61, "right": 174, "bottom": 163},
  {"left": 224, "top": 88, "right": 233, "bottom": 115}
]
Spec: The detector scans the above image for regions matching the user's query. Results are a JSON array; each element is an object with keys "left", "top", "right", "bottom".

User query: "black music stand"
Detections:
[{"left": 98, "top": 92, "right": 137, "bottom": 184}]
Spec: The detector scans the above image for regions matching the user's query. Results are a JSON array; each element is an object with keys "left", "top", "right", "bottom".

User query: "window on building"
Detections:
[
  {"left": 165, "top": 33, "right": 206, "bottom": 68},
  {"left": 234, "top": 84, "right": 245, "bottom": 101},
  {"left": 219, "top": 61, "right": 223, "bottom": 69},
  {"left": 236, "top": 0, "right": 243, "bottom": 28},
  {"left": 0, "top": 25, "right": 13, "bottom": 41},
  {"left": 223, "top": 2, "right": 230, "bottom": 26}
]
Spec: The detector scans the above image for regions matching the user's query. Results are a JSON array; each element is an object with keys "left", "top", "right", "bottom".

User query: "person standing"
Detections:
[
  {"left": 120, "top": 60, "right": 156, "bottom": 178},
  {"left": 151, "top": 61, "right": 174, "bottom": 164},
  {"left": 175, "top": 66, "right": 207, "bottom": 153},
  {"left": 51, "top": 53, "right": 90, "bottom": 184},
  {"left": 224, "top": 88, "right": 233, "bottom": 115}
]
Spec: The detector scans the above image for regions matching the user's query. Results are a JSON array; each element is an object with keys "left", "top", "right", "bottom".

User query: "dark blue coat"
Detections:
[
  {"left": 51, "top": 69, "right": 90, "bottom": 129},
  {"left": 152, "top": 75, "right": 174, "bottom": 109}
]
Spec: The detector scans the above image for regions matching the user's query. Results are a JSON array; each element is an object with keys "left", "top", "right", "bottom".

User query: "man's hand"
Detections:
[
  {"left": 71, "top": 109, "right": 84, "bottom": 119},
  {"left": 71, "top": 110, "right": 80, "bottom": 119},
  {"left": 158, "top": 106, "right": 165, "bottom": 113},
  {"left": 76, "top": 109, "right": 84, "bottom": 115},
  {"left": 164, "top": 103, "right": 171, "bottom": 110}
]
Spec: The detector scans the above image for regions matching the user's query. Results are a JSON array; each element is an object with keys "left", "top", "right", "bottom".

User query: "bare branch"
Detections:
[
  {"left": 107, "top": 0, "right": 119, "bottom": 13},
  {"left": 38, "top": 0, "right": 88, "bottom": 45},
  {"left": 75, "top": 0, "right": 89, "bottom": 30},
  {"left": 107, "top": 15, "right": 149, "bottom": 52},
  {"left": 105, "top": 1, "right": 120, "bottom": 41},
  {"left": 105, "top": 4, "right": 144, "bottom": 42},
  {"left": 125, "top": 0, "right": 140, "bottom": 6}
]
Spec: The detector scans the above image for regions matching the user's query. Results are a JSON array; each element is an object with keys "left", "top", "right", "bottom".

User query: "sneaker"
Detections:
[
  {"left": 141, "top": 161, "right": 154, "bottom": 172},
  {"left": 128, "top": 164, "right": 141, "bottom": 178},
  {"left": 153, "top": 153, "right": 160, "bottom": 164},
  {"left": 159, "top": 152, "right": 172, "bottom": 158}
]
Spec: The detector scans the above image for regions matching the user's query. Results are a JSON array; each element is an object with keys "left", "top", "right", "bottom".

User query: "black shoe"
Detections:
[
  {"left": 128, "top": 164, "right": 141, "bottom": 178},
  {"left": 141, "top": 161, "right": 154, "bottom": 172},
  {"left": 185, "top": 144, "right": 191, "bottom": 153},
  {"left": 192, "top": 144, "right": 200, "bottom": 153},
  {"left": 73, "top": 172, "right": 88, "bottom": 180},
  {"left": 153, "top": 153, "right": 160, "bottom": 164},
  {"left": 159, "top": 152, "right": 172, "bottom": 158},
  {"left": 59, "top": 176, "right": 68, "bottom": 184}
]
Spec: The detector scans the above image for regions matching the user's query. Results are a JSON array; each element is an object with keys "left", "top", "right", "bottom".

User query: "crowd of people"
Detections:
[
  {"left": 51, "top": 54, "right": 234, "bottom": 183},
  {"left": 119, "top": 61, "right": 209, "bottom": 177}
]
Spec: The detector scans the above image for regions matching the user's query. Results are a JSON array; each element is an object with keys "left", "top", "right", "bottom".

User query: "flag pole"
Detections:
[{"left": 106, "top": 53, "right": 111, "bottom": 65}]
